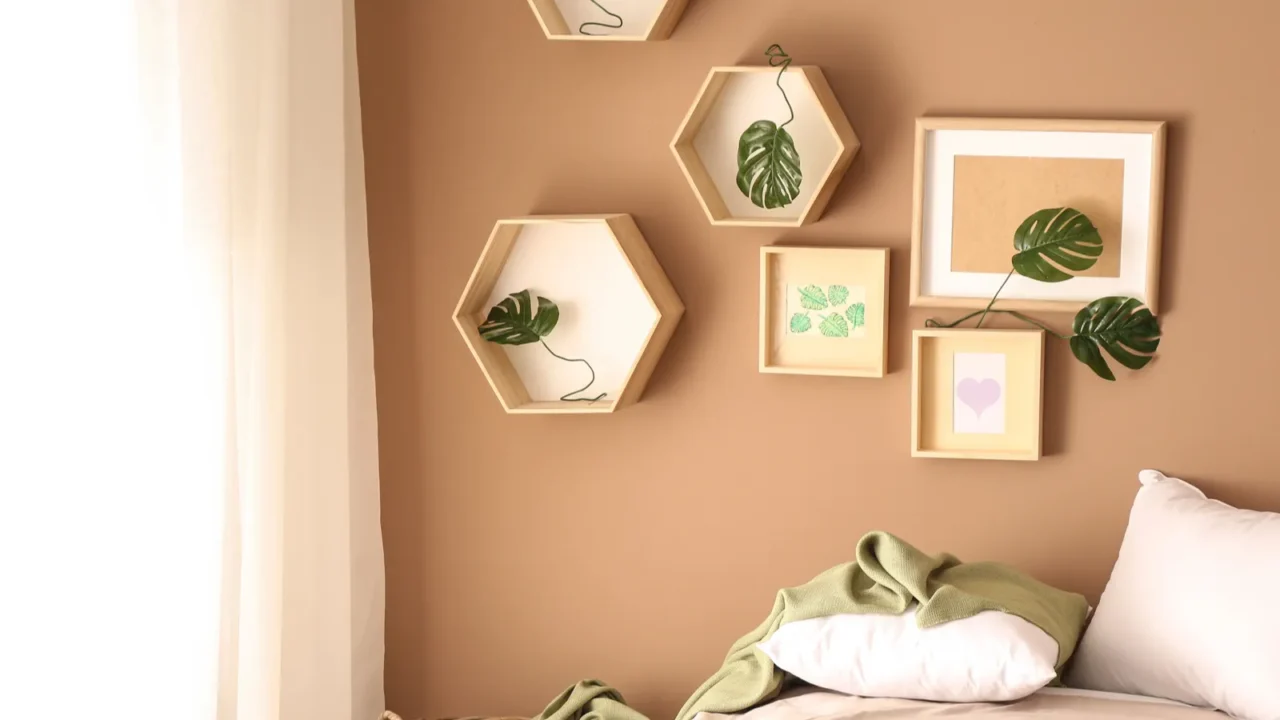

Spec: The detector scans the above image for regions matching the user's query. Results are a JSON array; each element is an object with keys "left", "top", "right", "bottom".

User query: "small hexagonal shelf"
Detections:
[
  {"left": 453, "top": 215, "right": 684, "bottom": 414},
  {"left": 527, "top": 0, "right": 688, "bottom": 41},
  {"left": 671, "top": 66, "right": 860, "bottom": 227}
]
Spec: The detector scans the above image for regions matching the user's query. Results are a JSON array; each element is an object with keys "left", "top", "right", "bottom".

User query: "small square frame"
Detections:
[
  {"left": 911, "top": 328, "right": 1044, "bottom": 461},
  {"left": 910, "top": 117, "right": 1166, "bottom": 313},
  {"left": 760, "top": 246, "right": 889, "bottom": 377}
]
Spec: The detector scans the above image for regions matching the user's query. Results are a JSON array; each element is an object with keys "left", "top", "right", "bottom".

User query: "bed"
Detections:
[{"left": 694, "top": 687, "right": 1224, "bottom": 720}]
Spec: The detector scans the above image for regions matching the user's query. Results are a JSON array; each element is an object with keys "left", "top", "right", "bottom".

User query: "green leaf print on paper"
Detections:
[
  {"left": 789, "top": 312, "right": 812, "bottom": 334},
  {"left": 798, "top": 284, "right": 828, "bottom": 310},
  {"left": 828, "top": 285, "right": 849, "bottom": 306},
  {"left": 847, "top": 302, "right": 866, "bottom": 330},
  {"left": 819, "top": 313, "right": 849, "bottom": 338}
]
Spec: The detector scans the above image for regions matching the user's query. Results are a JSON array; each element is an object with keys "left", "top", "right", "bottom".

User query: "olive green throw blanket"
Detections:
[
  {"left": 533, "top": 680, "right": 649, "bottom": 720},
  {"left": 675, "top": 532, "right": 1090, "bottom": 720}
]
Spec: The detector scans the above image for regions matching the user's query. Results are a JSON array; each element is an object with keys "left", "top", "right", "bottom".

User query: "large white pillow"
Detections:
[
  {"left": 1067, "top": 469, "right": 1280, "bottom": 720},
  {"left": 757, "top": 605, "right": 1059, "bottom": 702}
]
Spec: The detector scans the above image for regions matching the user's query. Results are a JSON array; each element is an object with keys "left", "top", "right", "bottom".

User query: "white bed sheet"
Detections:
[{"left": 693, "top": 687, "right": 1222, "bottom": 720}]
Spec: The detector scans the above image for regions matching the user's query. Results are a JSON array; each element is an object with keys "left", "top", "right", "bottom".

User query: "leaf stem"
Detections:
[
  {"left": 765, "top": 44, "right": 795, "bottom": 129},
  {"left": 925, "top": 310, "right": 1071, "bottom": 340},
  {"left": 540, "top": 339, "right": 607, "bottom": 403},
  {"left": 578, "top": 0, "right": 623, "bottom": 35},
  {"left": 975, "top": 270, "right": 1014, "bottom": 328}
]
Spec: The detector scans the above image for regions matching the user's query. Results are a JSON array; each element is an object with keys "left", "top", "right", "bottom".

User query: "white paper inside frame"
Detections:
[{"left": 921, "top": 129, "right": 1155, "bottom": 303}]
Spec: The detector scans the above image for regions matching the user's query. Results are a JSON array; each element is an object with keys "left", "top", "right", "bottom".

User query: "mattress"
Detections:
[{"left": 694, "top": 687, "right": 1225, "bottom": 720}]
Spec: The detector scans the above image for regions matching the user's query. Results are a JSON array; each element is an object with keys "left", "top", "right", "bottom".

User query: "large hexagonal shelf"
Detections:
[
  {"left": 527, "top": 0, "right": 688, "bottom": 41},
  {"left": 453, "top": 215, "right": 684, "bottom": 414},
  {"left": 671, "top": 66, "right": 860, "bottom": 227}
]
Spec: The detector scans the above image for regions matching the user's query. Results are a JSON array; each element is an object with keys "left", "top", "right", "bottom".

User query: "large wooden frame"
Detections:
[
  {"left": 526, "top": 0, "right": 688, "bottom": 41},
  {"left": 671, "top": 66, "right": 860, "bottom": 227},
  {"left": 911, "top": 329, "right": 1044, "bottom": 461},
  {"left": 452, "top": 214, "right": 684, "bottom": 415},
  {"left": 910, "top": 117, "right": 1166, "bottom": 313},
  {"left": 760, "top": 246, "right": 889, "bottom": 377}
]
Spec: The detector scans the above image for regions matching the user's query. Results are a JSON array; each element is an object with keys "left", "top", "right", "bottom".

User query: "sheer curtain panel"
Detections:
[{"left": 0, "top": 2, "right": 386, "bottom": 719}]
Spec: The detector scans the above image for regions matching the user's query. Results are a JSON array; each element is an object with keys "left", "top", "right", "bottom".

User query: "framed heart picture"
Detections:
[{"left": 911, "top": 328, "right": 1044, "bottom": 461}]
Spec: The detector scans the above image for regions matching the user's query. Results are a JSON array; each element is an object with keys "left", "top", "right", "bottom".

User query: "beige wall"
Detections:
[{"left": 355, "top": 1, "right": 1280, "bottom": 718}]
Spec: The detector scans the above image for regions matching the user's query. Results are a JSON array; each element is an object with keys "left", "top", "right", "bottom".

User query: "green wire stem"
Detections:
[
  {"left": 975, "top": 269, "right": 1014, "bottom": 328},
  {"left": 925, "top": 309, "right": 1071, "bottom": 340},
  {"left": 540, "top": 339, "right": 607, "bottom": 403},
  {"left": 765, "top": 44, "right": 795, "bottom": 129},
  {"left": 578, "top": 0, "right": 623, "bottom": 36}
]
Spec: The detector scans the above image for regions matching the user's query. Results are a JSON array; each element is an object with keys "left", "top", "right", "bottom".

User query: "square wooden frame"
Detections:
[
  {"left": 911, "top": 329, "right": 1044, "bottom": 461},
  {"left": 910, "top": 117, "right": 1167, "bottom": 313},
  {"left": 760, "top": 246, "right": 889, "bottom": 377}
]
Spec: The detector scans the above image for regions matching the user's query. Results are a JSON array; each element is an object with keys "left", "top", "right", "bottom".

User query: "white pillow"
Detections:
[
  {"left": 756, "top": 605, "right": 1059, "bottom": 702},
  {"left": 1067, "top": 469, "right": 1280, "bottom": 720}
]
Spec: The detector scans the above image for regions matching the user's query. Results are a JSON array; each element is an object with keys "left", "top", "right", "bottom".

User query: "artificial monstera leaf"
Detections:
[
  {"left": 819, "top": 313, "right": 849, "bottom": 338},
  {"left": 737, "top": 120, "right": 802, "bottom": 210},
  {"left": 1011, "top": 208, "right": 1104, "bottom": 283},
  {"left": 1069, "top": 296, "right": 1161, "bottom": 381},
  {"left": 846, "top": 302, "right": 865, "bottom": 330},
  {"left": 477, "top": 289, "right": 559, "bottom": 345},
  {"left": 790, "top": 313, "right": 812, "bottom": 334},
  {"left": 798, "top": 284, "right": 828, "bottom": 310},
  {"left": 828, "top": 285, "right": 850, "bottom": 306}
]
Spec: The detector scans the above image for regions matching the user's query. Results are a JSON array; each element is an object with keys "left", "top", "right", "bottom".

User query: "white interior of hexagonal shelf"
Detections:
[
  {"left": 485, "top": 222, "right": 658, "bottom": 404},
  {"left": 538, "top": 0, "right": 666, "bottom": 39},
  {"left": 690, "top": 70, "right": 839, "bottom": 221}
]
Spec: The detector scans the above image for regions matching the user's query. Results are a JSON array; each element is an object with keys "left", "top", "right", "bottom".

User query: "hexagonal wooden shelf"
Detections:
[
  {"left": 671, "top": 66, "right": 860, "bottom": 227},
  {"left": 527, "top": 0, "right": 688, "bottom": 41},
  {"left": 453, "top": 214, "right": 684, "bottom": 415}
]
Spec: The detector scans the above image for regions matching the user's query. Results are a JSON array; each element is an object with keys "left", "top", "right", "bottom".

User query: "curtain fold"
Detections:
[{"left": 206, "top": 1, "right": 387, "bottom": 718}]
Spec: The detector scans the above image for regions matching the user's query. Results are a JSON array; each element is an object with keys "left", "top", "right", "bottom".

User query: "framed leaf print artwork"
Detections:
[
  {"left": 911, "top": 329, "right": 1044, "bottom": 461},
  {"left": 760, "top": 246, "right": 889, "bottom": 377},
  {"left": 910, "top": 118, "right": 1166, "bottom": 313}
]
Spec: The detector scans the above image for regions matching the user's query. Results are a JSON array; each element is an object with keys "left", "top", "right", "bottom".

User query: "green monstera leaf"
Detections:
[
  {"left": 736, "top": 120, "right": 802, "bottom": 210},
  {"left": 477, "top": 289, "right": 559, "bottom": 345},
  {"left": 1069, "top": 296, "right": 1161, "bottom": 381},
  {"left": 1011, "top": 207, "right": 1104, "bottom": 283},
  {"left": 789, "top": 312, "right": 812, "bottom": 334},
  {"left": 846, "top": 302, "right": 865, "bottom": 330},
  {"left": 798, "top": 284, "right": 828, "bottom": 310},
  {"left": 828, "top": 285, "right": 849, "bottom": 306},
  {"left": 818, "top": 313, "right": 849, "bottom": 338}
]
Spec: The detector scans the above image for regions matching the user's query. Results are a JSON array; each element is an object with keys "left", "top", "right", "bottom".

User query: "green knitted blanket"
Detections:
[
  {"left": 674, "top": 531, "right": 1090, "bottom": 720},
  {"left": 532, "top": 680, "right": 648, "bottom": 720}
]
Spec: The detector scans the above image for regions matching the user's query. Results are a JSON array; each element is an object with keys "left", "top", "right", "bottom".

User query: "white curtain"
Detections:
[{"left": 0, "top": 2, "right": 385, "bottom": 720}]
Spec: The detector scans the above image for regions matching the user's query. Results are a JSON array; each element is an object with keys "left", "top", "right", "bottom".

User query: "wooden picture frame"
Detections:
[
  {"left": 910, "top": 118, "right": 1166, "bottom": 313},
  {"left": 452, "top": 215, "right": 684, "bottom": 415},
  {"left": 911, "top": 329, "right": 1044, "bottom": 461},
  {"left": 526, "top": 0, "right": 688, "bottom": 41},
  {"left": 671, "top": 66, "right": 860, "bottom": 227},
  {"left": 760, "top": 246, "right": 889, "bottom": 377}
]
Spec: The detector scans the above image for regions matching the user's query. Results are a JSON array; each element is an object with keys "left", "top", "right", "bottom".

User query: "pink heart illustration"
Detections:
[{"left": 957, "top": 378, "right": 1002, "bottom": 419}]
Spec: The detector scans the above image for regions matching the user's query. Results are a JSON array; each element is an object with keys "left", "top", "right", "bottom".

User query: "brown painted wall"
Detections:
[{"left": 355, "top": 1, "right": 1280, "bottom": 718}]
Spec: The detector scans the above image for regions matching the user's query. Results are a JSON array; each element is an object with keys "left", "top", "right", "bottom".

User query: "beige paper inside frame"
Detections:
[{"left": 950, "top": 155, "right": 1125, "bottom": 278}]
